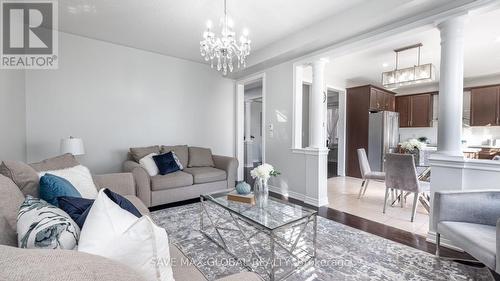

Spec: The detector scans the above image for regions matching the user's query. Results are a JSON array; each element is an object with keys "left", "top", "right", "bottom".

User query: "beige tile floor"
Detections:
[{"left": 327, "top": 176, "right": 429, "bottom": 237}]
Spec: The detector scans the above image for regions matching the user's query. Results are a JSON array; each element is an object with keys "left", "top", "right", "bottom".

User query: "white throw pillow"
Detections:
[
  {"left": 139, "top": 153, "right": 159, "bottom": 176},
  {"left": 78, "top": 189, "right": 174, "bottom": 281},
  {"left": 39, "top": 165, "right": 98, "bottom": 199}
]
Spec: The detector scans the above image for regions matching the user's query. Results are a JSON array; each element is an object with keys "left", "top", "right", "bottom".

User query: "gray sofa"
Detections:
[
  {"left": 123, "top": 145, "right": 237, "bottom": 207},
  {"left": 0, "top": 154, "right": 259, "bottom": 281},
  {"left": 433, "top": 190, "right": 500, "bottom": 273}
]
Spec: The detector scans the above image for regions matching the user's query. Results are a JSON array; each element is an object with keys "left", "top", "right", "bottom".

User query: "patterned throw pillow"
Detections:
[{"left": 17, "top": 196, "right": 80, "bottom": 249}]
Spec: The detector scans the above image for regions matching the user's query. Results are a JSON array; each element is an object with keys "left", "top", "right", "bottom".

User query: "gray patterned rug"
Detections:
[{"left": 151, "top": 203, "right": 493, "bottom": 281}]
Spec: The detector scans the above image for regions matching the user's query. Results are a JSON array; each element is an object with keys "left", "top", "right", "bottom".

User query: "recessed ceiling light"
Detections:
[{"left": 382, "top": 63, "right": 389, "bottom": 68}]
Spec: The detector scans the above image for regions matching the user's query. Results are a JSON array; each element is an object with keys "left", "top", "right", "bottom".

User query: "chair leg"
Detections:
[
  {"left": 411, "top": 192, "right": 419, "bottom": 222},
  {"left": 383, "top": 187, "right": 390, "bottom": 214},
  {"left": 435, "top": 233, "right": 441, "bottom": 257},
  {"left": 401, "top": 190, "right": 404, "bottom": 208},
  {"left": 391, "top": 188, "right": 395, "bottom": 202},
  {"left": 358, "top": 180, "right": 366, "bottom": 199},
  {"left": 362, "top": 180, "right": 370, "bottom": 196}
]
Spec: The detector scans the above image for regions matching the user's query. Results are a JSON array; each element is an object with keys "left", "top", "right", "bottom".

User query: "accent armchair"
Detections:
[{"left": 433, "top": 190, "right": 500, "bottom": 273}]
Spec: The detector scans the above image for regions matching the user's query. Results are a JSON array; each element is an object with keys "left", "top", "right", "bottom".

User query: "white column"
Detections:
[
  {"left": 436, "top": 16, "right": 465, "bottom": 156},
  {"left": 309, "top": 60, "right": 327, "bottom": 149},
  {"left": 428, "top": 16, "right": 467, "bottom": 247},
  {"left": 304, "top": 59, "right": 329, "bottom": 207}
]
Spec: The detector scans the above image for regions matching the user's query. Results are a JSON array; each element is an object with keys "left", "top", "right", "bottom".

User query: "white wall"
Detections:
[
  {"left": 264, "top": 62, "right": 307, "bottom": 198},
  {"left": 0, "top": 70, "right": 27, "bottom": 161},
  {"left": 25, "top": 32, "right": 235, "bottom": 173}
]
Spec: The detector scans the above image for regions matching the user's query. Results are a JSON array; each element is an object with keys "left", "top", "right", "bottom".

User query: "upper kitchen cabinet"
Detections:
[
  {"left": 369, "top": 87, "right": 395, "bottom": 111},
  {"left": 395, "top": 93, "right": 433, "bottom": 127},
  {"left": 470, "top": 85, "right": 500, "bottom": 126}
]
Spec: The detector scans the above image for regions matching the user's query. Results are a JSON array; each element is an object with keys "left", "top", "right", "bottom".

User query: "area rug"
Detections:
[{"left": 151, "top": 203, "right": 493, "bottom": 281}]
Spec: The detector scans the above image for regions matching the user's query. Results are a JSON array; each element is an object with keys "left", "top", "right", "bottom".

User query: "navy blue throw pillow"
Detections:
[
  {"left": 58, "top": 196, "right": 93, "bottom": 228},
  {"left": 39, "top": 173, "right": 81, "bottom": 207},
  {"left": 153, "top": 151, "right": 180, "bottom": 175},
  {"left": 58, "top": 189, "right": 142, "bottom": 229}
]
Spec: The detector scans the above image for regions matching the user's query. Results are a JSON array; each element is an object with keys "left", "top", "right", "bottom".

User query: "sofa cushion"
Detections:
[
  {"left": 130, "top": 145, "right": 160, "bottom": 162},
  {"left": 161, "top": 145, "right": 188, "bottom": 168},
  {"left": 188, "top": 147, "right": 215, "bottom": 167},
  {"left": 151, "top": 171, "right": 193, "bottom": 191},
  {"left": 0, "top": 245, "right": 147, "bottom": 281},
  {"left": 183, "top": 167, "right": 226, "bottom": 184},
  {"left": 0, "top": 160, "right": 39, "bottom": 197},
  {"left": 0, "top": 175, "right": 24, "bottom": 245},
  {"left": 0, "top": 216, "right": 17, "bottom": 247},
  {"left": 29, "top": 153, "right": 79, "bottom": 172},
  {"left": 438, "top": 221, "right": 496, "bottom": 269}
]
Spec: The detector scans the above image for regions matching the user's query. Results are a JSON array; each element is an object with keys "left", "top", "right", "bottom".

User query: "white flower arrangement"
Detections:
[
  {"left": 250, "top": 163, "right": 280, "bottom": 181},
  {"left": 399, "top": 138, "right": 426, "bottom": 152}
]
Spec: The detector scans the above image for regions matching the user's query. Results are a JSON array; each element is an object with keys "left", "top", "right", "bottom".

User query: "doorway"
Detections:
[
  {"left": 326, "top": 89, "right": 340, "bottom": 178},
  {"left": 235, "top": 74, "right": 266, "bottom": 183}
]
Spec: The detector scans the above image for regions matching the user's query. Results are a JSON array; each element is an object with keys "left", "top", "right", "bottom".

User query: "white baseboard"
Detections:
[
  {"left": 268, "top": 185, "right": 328, "bottom": 207},
  {"left": 427, "top": 231, "right": 464, "bottom": 252},
  {"left": 268, "top": 185, "right": 305, "bottom": 201}
]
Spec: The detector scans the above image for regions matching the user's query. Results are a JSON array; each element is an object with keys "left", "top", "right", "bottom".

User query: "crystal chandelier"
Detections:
[
  {"left": 382, "top": 43, "right": 436, "bottom": 89},
  {"left": 200, "top": 0, "right": 251, "bottom": 75}
]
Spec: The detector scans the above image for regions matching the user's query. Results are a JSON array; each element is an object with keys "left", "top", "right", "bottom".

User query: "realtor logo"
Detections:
[{"left": 1, "top": 0, "right": 58, "bottom": 69}]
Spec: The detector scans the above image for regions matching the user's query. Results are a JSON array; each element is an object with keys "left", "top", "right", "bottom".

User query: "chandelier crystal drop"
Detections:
[{"left": 200, "top": 0, "right": 251, "bottom": 75}]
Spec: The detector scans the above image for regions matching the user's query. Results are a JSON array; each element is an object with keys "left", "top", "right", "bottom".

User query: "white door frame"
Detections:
[{"left": 235, "top": 73, "right": 266, "bottom": 181}]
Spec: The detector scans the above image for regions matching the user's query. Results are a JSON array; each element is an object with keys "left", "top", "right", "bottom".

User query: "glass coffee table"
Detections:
[{"left": 200, "top": 191, "right": 318, "bottom": 281}]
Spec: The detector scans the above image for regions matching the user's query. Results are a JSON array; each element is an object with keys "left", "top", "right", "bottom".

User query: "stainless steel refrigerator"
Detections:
[{"left": 368, "top": 111, "right": 400, "bottom": 172}]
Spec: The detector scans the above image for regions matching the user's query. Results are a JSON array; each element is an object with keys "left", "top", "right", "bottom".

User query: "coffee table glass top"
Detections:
[{"left": 201, "top": 191, "right": 317, "bottom": 230}]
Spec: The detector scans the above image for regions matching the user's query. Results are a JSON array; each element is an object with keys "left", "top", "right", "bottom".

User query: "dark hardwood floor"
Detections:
[{"left": 150, "top": 191, "right": 497, "bottom": 277}]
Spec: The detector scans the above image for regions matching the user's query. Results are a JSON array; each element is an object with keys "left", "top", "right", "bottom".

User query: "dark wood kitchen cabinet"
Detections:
[
  {"left": 370, "top": 87, "right": 395, "bottom": 111},
  {"left": 470, "top": 85, "right": 500, "bottom": 126},
  {"left": 395, "top": 93, "right": 433, "bottom": 127},
  {"left": 346, "top": 85, "right": 396, "bottom": 178}
]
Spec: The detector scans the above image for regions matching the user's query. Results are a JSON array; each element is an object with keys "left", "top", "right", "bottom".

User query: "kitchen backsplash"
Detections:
[{"left": 399, "top": 126, "right": 500, "bottom": 147}]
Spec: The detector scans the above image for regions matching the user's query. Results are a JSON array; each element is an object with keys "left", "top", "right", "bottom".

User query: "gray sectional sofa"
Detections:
[
  {"left": 123, "top": 145, "right": 238, "bottom": 207},
  {"left": 0, "top": 154, "right": 259, "bottom": 281}
]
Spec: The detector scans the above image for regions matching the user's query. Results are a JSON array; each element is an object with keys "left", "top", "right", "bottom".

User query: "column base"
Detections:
[{"left": 304, "top": 147, "right": 329, "bottom": 207}]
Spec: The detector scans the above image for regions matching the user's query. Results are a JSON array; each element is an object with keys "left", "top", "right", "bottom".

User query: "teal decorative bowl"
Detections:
[{"left": 235, "top": 181, "right": 251, "bottom": 195}]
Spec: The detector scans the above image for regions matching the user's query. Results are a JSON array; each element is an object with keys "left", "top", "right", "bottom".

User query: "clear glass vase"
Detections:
[{"left": 253, "top": 178, "right": 269, "bottom": 208}]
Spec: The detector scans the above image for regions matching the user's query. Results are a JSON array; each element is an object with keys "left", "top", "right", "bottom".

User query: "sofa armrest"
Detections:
[
  {"left": 0, "top": 245, "right": 146, "bottom": 281},
  {"left": 433, "top": 190, "right": 500, "bottom": 231},
  {"left": 93, "top": 173, "right": 135, "bottom": 196},
  {"left": 212, "top": 155, "right": 238, "bottom": 189},
  {"left": 123, "top": 160, "right": 152, "bottom": 207}
]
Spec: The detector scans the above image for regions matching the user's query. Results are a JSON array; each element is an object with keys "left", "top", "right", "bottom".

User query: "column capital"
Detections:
[{"left": 436, "top": 15, "right": 466, "bottom": 33}]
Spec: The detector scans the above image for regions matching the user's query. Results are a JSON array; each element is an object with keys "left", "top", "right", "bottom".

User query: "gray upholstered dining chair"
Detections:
[
  {"left": 383, "top": 153, "right": 430, "bottom": 222},
  {"left": 357, "top": 148, "right": 385, "bottom": 199},
  {"left": 434, "top": 190, "right": 500, "bottom": 273}
]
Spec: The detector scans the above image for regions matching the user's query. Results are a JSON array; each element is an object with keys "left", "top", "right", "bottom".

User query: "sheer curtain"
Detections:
[{"left": 327, "top": 108, "right": 339, "bottom": 147}]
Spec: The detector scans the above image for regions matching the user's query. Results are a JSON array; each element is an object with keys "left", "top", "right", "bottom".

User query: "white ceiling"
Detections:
[
  {"left": 59, "top": 0, "right": 365, "bottom": 63},
  {"left": 323, "top": 7, "right": 500, "bottom": 92}
]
